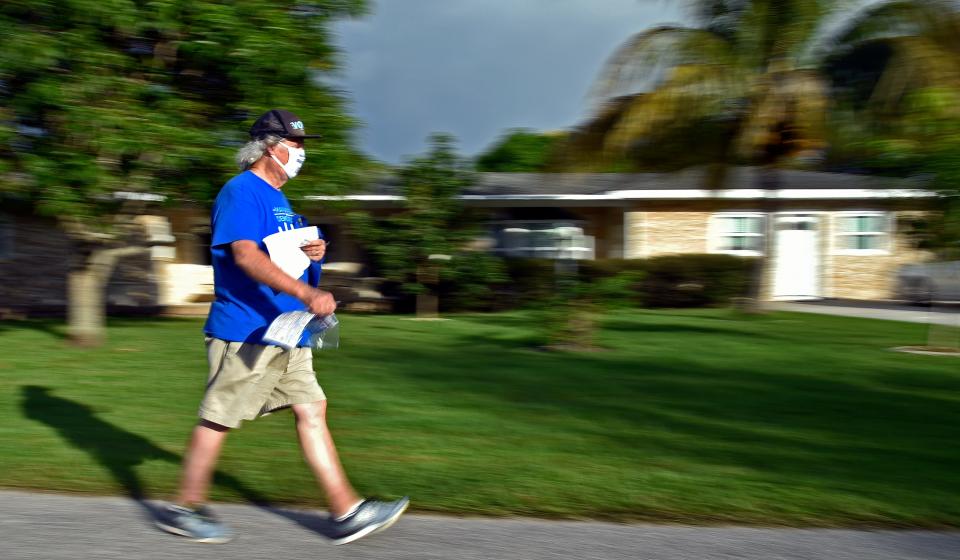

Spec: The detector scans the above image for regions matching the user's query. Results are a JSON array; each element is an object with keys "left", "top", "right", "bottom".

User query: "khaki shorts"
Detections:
[{"left": 198, "top": 337, "right": 326, "bottom": 428}]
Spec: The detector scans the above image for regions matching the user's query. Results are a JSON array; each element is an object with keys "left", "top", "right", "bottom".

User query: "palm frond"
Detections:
[
  {"left": 866, "top": 36, "right": 960, "bottom": 114},
  {"left": 694, "top": 0, "right": 751, "bottom": 40},
  {"left": 702, "top": 0, "right": 837, "bottom": 69},
  {"left": 587, "top": 25, "right": 732, "bottom": 109},
  {"left": 602, "top": 62, "right": 748, "bottom": 153},
  {"left": 830, "top": 0, "right": 960, "bottom": 53}
]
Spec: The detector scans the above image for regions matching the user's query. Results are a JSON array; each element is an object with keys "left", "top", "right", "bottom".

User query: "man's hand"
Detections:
[
  {"left": 231, "top": 240, "right": 336, "bottom": 315},
  {"left": 299, "top": 287, "right": 337, "bottom": 316},
  {"left": 300, "top": 239, "right": 327, "bottom": 262}
]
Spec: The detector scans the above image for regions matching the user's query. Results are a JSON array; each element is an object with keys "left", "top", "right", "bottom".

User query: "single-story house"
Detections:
[
  {"left": 300, "top": 166, "right": 936, "bottom": 302},
  {"left": 0, "top": 167, "right": 937, "bottom": 313}
]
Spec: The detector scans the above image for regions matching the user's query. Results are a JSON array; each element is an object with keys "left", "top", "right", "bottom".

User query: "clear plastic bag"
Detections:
[{"left": 306, "top": 313, "right": 340, "bottom": 351}]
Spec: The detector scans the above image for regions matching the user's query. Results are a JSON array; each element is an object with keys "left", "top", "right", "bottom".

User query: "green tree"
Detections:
[
  {"left": 0, "top": 0, "right": 367, "bottom": 344},
  {"left": 476, "top": 129, "right": 561, "bottom": 172},
  {"left": 350, "top": 134, "right": 505, "bottom": 317}
]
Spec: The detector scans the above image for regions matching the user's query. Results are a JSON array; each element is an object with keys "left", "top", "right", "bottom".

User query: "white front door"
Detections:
[{"left": 773, "top": 215, "right": 820, "bottom": 300}]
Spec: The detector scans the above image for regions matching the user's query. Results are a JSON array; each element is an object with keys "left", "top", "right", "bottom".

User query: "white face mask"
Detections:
[{"left": 270, "top": 142, "right": 306, "bottom": 179}]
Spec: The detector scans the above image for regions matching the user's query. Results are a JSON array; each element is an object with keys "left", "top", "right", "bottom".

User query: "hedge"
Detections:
[{"left": 380, "top": 254, "right": 755, "bottom": 313}]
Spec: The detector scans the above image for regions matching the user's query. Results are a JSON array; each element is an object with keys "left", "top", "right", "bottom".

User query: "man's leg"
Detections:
[
  {"left": 291, "top": 400, "right": 362, "bottom": 518},
  {"left": 155, "top": 419, "right": 233, "bottom": 542},
  {"left": 176, "top": 419, "right": 230, "bottom": 506}
]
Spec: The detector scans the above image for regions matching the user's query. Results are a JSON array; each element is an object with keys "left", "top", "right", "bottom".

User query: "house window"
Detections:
[
  {"left": 711, "top": 213, "right": 765, "bottom": 256},
  {"left": 835, "top": 212, "right": 890, "bottom": 254},
  {"left": 492, "top": 221, "right": 595, "bottom": 259},
  {"left": 0, "top": 214, "right": 12, "bottom": 259}
]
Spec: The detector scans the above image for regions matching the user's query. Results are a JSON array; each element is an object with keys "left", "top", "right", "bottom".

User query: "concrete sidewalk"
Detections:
[{"left": 2, "top": 491, "right": 959, "bottom": 560}]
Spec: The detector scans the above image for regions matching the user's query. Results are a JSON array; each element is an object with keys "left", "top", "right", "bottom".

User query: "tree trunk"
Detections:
[
  {"left": 415, "top": 264, "right": 439, "bottom": 319},
  {"left": 737, "top": 167, "right": 780, "bottom": 314},
  {"left": 67, "top": 246, "right": 149, "bottom": 346},
  {"left": 68, "top": 268, "right": 106, "bottom": 346}
]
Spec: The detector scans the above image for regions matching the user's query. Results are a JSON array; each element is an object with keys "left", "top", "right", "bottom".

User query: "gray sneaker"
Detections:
[
  {"left": 154, "top": 504, "right": 233, "bottom": 543},
  {"left": 329, "top": 497, "right": 409, "bottom": 545}
]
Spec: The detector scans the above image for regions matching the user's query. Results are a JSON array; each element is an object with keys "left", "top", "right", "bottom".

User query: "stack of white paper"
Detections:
[{"left": 262, "top": 226, "right": 319, "bottom": 280}]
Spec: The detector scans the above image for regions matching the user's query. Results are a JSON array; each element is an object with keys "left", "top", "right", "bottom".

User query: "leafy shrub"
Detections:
[
  {"left": 501, "top": 258, "right": 558, "bottom": 308},
  {"left": 391, "top": 254, "right": 754, "bottom": 313},
  {"left": 642, "top": 254, "right": 755, "bottom": 307},
  {"left": 439, "top": 252, "right": 510, "bottom": 312},
  {"left": 590, "top": 270, "right": 647, "bottom": 308}
]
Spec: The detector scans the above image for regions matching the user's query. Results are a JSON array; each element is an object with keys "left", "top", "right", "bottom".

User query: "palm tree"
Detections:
[
  {"left": 584, "top": 1, "right": 833, "bottom": 173},
  {"left": 575, "top": 0, "right": 956, "bottom": 305}
]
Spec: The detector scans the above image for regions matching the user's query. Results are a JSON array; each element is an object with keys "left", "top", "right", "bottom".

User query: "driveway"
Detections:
[{"left": 769, "top": 299, "right": 960, "bottom": 327}]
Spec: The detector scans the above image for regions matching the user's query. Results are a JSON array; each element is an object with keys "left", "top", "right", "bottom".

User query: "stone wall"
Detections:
[
  {"left": 0, "top": 216, "right": 74, "bottom": 310},
  {"left": 0, "top": 215, "right": 165, "bottom": 314}
]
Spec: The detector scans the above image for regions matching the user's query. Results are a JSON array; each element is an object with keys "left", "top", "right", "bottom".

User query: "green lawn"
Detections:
[{"left": 1, "top": 309, "right": 958, "bottom": 527}]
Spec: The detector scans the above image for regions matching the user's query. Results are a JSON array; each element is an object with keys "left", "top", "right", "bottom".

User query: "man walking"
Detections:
[{"left": 155, "top": 109, "right": 408, "bottom": 545}]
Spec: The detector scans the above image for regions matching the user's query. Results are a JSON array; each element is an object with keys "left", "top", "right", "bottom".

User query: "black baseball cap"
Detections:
[{"left": 249, "top": 109, "right": 322, "bottom": 139}]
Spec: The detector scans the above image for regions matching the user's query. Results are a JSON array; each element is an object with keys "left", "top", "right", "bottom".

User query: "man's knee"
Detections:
[{"left": 293, "top": 400, "right": 328, "bottom": 428}]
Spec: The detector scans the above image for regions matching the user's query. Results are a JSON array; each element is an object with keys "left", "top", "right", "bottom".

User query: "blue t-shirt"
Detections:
[{"left": 203, "top": 171, "right": 322, "bottom": 345}]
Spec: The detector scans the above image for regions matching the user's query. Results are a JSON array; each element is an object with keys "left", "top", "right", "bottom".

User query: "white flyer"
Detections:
[
  {"left": 262, "top": 310, "right": 316, "bottom": 350},
  {"left": 262, "top": 226, "right": 319, "bottom": 280}
]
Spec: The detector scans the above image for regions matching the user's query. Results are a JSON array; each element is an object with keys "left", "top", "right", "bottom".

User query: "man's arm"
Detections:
[{"left": 231, "top": 239, "right": 336, "bottom": 316}]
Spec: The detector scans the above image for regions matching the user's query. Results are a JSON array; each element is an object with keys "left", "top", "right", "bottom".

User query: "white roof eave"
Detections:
[{"left": 305, "top": 189, "right": 937, "bottom": 203}]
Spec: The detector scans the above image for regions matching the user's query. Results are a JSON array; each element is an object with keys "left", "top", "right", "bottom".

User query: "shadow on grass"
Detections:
[
  {"left": 19, "top": 388, "right": 268, "bottom": 516},
  {"left": 599, "top": 320, "right": 774, "bottom": 338},
  {"left": 0, "top": 316, "right": 204, "bottom": 342},
  {"left": 0, "top": 319, "right": 67, "bottom": 340},
  {"left": 451, "top": 310, "right": 780, "bottom": 350},
  {"left": 349, "top": 325, "right": 960, "bottom": 524},
  {"left": 19, "top": 385, "right": 351, "bottom": 540}
]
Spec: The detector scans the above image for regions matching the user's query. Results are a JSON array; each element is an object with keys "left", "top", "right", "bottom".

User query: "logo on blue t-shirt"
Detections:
[{"left": 273, "top": 206, "right": 296, "bottom": 228}]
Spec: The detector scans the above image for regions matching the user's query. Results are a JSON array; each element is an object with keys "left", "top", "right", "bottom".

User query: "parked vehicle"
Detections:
[{"left": 895, "top": 261, "right": 960, "bottom": 305}]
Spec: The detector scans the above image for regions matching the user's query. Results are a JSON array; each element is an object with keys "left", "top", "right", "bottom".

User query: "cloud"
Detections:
[{"left": 333, "top": 0, "right": 685, "bottom": 162}]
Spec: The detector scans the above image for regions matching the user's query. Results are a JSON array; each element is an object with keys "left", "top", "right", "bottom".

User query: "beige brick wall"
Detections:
[
  {"left": 622, "top": 208, "right": 933, "bottom": 301},
  {"left": 625, "top": 211, "right": 711, "bottom": 258},
  {"left": 825, "top": 211, "right": 932, "bottom": 300}
]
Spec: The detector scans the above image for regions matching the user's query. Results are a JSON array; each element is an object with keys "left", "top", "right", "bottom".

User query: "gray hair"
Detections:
[{"left": 236, "top": 134, "right": 284, "bottom": 170}]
